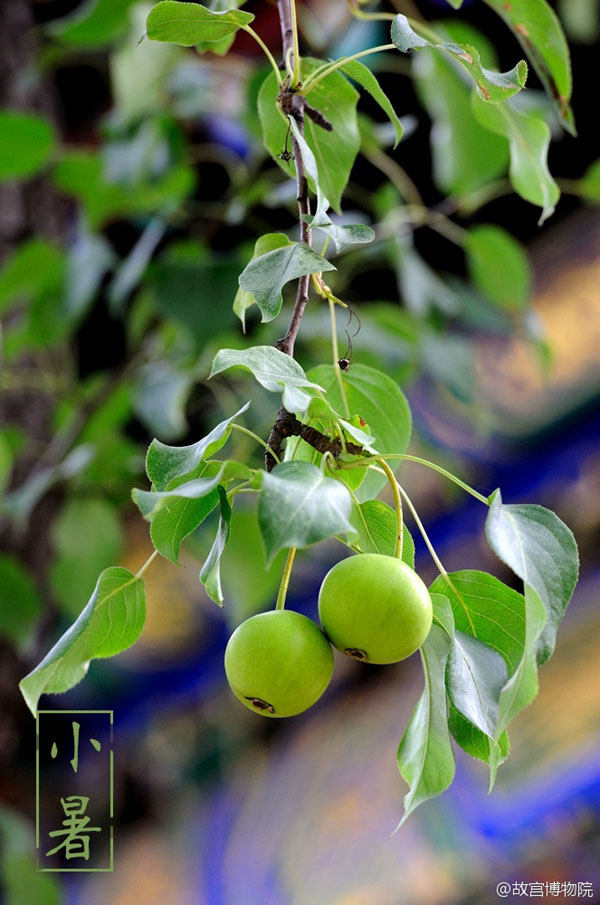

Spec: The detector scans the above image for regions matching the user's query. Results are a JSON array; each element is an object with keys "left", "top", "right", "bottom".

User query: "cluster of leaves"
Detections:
[{"left": 0, "top": 0, "right": 586, "bottom": 824}]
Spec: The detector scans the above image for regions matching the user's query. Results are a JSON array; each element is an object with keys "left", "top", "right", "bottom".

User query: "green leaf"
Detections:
[
  {"left": 49, "top": 0, "right": 138, "bottom": 47},
  {"left": 210, "top": 346, "right": 324, "bottom": 415},
  {"left": 307, "top": 364, "right": 411, "bottom": 499},
  {"left": 339, "top": 59, "right": 403, "bottom": 146},
  {"left": 0, "top": 804, "right": 64, "bottom": 905},
  {"left": 471, "top": 95, "right": 559, "bottom": 224},
  {"left": 0, "top": 239, "right": 64, "bottom": 314},
  {"left": 287, "top": 117, "right": 375, "bottom": 253},
  {"left": 429, "top": 571, "right": 526, "bottom": 675},
  {"left": 19, "top": 566, "right": 146, "bottom": 716},
  {"left": 219, "top": 506, "right": 287, "bottom": 626},
  {"left": 349, "top": 500, "right": 414, "bottom": 567},
  {"left": 146, "top": 403, "right": 250, "bottom": 490},
  {"left": 132, "top": 459, "right": 252, "bottom": 520},
  {"left": 150, "top": 463, "right": 220, "bottom": 563},
  {"left": 412, "top": 43, "right": 509, "bottom": 196},
  {"left": 238, "top": 242, "right": 335, "bottom": 322},
  {"left": 50, "top": 498, "right": 124, "bottom": 617},
  {"left": 483, "top": 0, "right": 574, "bottom": 134},
  {"left": 448, "top": 704, "right": 510, "bottom": 789},
  {"left": 199, "top": 486, "right": 232, "bottom": 606},
  {"left": 432, "top": 590, "right": 509, "bottom": 787},
  {"left": 391, "top": 15, "right": 528, "bottom": 103},
  {"left": 53, "top": 151, "right": 195, "bottom": 229},
  {"left": 234, "top": 234, "right": 291, "bottom": 329},
  {"left": 258, "top": 461, "right": 353, "bottom": 565},
  {"left": 0, "top": 111, "right": 56, "bottom": 182},
  {"left": 446, "top": 627, "right": 508, "bottom": 738},
  {"left": 258, "top": 58, "right": 360, "bottom": 211},
  {"left": 485, "top": 491, "right": 579, "bottom": 665},
  {"left": 146, "top": 1, "right": 254, "bottom": 46},
  {"left": 495, "top": 584, "right": 546, "bottom": 737},
  {"left": 0, "top": 555, "right": 41, "bottom": 646},
  {"left": 465, "top": 225, "right": 532, "bottom": 311},
  {"left": 396, "top": 625, "right": 455, "bottom": 827},
  {"left": 577, "top": 159, "right": 600, "bottom": 202}
]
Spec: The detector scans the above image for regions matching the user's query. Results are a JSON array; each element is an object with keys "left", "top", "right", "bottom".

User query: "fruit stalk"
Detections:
[{"left": 276, "top": 546, "right": 297, "bottom": 610}]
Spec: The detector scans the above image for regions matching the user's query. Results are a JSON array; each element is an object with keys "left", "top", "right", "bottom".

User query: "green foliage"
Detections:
[
  {"left": 258, "top": 58, "right": 360, "bottom": 211},
  {"left": 349, "top": 500, "right": 415, "bottom": 566},
  {"left": 0, "top": 111, "right": 56, "bottom": 182},
  {"left": 308, "top": 364, "right": 411, "bottom": 498},
  {"left": 146, "top": 1, "right": 254, "bottom": 47},
  {"left": 238, "top": 242, "right": 335, "bottom": 322},
  {"left": 19, "top": 567, "right": 146, "bottom": 716},
  {"left": 211, "top": 346, "right": 323, "bottom": 414},
  {"left": 472, "top": 95, "right": 560, "bottom": 223},
  {"left": 0, "top": 555, "right": 41, "bottom": 647},
  {"left": 6, "top": 0, "right": 583, "bottom": 831},
  {"left": 259, "top": 462, "right": 354, "bottom": 564},
  {"left": 466, "top": 225, "right": 532, "bottom": 310},
  {"left": 486, "top": 491, "right": 579, "bottom": 664},
  {"left": 391, "top": 15, "right": 528, "bottom": 103},
  {"left": 396, "top": 625, "right": 455, "bottom": 827},
  {"left": 483, "top": 0, "right": 575, "bottom": 133},
  {"left": 50, "top": 497, "right": 124, "bottom": 616}
]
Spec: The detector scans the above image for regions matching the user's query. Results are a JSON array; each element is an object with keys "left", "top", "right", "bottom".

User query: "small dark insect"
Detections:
[{"left": 338, "top": 358, "right": 350, "bottom": 371}]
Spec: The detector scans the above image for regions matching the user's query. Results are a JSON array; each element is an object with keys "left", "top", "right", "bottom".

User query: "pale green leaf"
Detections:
[
  {"left": 483, "top": 0, "right": 574, "bottom": 133},
  {"left": 146, "top": 402, "right": 250, "bottom": 490},
  {"left": 238, "top": 242, "right": 335, "bottom": 322},
  {"left": 199, "top": 486, "right": 232, "bottom": 606},
  {"left": 234, "top": 234, "right": 291, "bottom": 329},
  {"left": 258, "top": 461, "right": 353, "bottom": 564},
  {"left": 132, "top": 459, "right": 252, "bottom": 520},
  {"left": 472, "top": 94, "right": 560, "bottom": 223},
  {"left": 339, "top": 59, "right": 404, "bottom": 146},
  {"left": 146, "top": 1, "right": 254, "bottom": 46},
  {"left": 210, "top": 346, "right": 324, "bottom": 415},
  {"left": 485, "top": 490, "right": 579, "bottom": 664},
  {"left": 19, "top": 567, "right": 146, "bottom": 716},
  {"left": 396, "top": 625, "right": 455, "bottom": 827},
  {"left": 391, "top": 15, "right": 528, "bottom": 103}
]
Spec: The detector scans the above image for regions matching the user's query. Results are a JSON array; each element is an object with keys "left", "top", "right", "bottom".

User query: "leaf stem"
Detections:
[
  {"left": 276, "top": 547, "right": 297, "bottom": 609},
  {"left": 302, "top": 44, "right": 396, "bottom": 94},
  {"left": 378, "top": 459, "right": 403, "bottom": 559},
  {"left": 289, "top": 0, "right": 301, "bottom": 87},
  {"left": 230, "top": 423, "right": 281, "bottom": 464},
  {"left": 328, "top": 298, "right": 351, "bottom": 418},
  {"left": 136, "top": 549, "right": 159, "bottom": 579},
  {"left": 243, "top": 25, "right": 283, "bottom": 84},
  {"left": 341, "top": 453, "right": 490, "bottom": 505}
]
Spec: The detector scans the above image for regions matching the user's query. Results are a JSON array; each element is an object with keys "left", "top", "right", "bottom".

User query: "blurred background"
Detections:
[{"left": 1, "top": 0, "right": 600, "bottom": 902}]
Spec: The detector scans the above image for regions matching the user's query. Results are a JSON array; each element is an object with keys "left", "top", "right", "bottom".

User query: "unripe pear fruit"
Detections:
[
  {"left": 224, "top": 610, "right": 334, "bottom": 717},
  {"left": 318, "top": 554, "right": 432, "bottom": 664}
]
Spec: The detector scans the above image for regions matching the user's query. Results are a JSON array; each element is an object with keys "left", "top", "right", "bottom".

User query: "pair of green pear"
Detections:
[{"left": 224, "top": 554, "right": 433, "bottom": 718}]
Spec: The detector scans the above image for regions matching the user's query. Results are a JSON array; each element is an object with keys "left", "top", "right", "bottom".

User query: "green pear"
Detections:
[
  {"left": 224, "top": 610, "right": 334, "bottom": 717},
  {"left": 318, "top": 554, "right": 432, "bottom": 664}
]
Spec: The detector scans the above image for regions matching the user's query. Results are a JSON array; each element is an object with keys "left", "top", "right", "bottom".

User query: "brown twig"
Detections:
[{"left": 265, "top": 409, "right": 362, "bottom": 471}]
